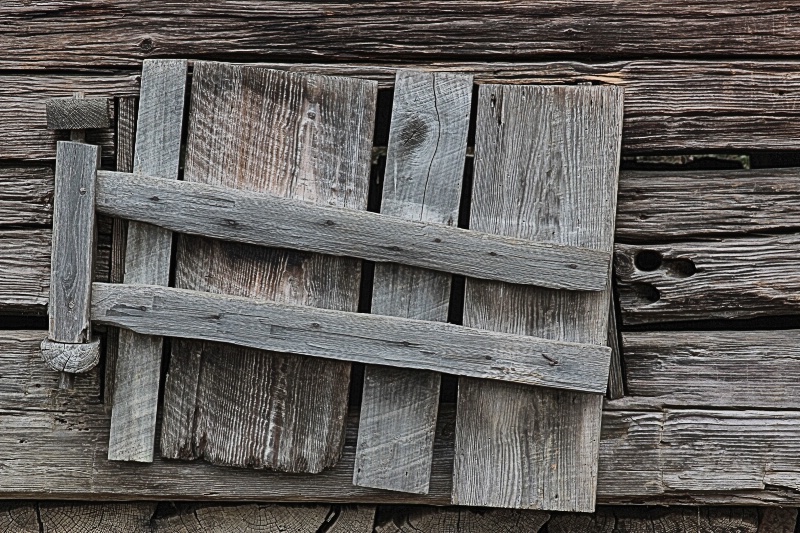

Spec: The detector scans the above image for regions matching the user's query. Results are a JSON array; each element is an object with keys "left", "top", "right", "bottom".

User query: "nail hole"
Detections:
[
  {"left": 630, "top": 282, "right": 661, "bottom": 303},
  {"left": 634, "top": 250, "right": 663, "bottom": 271}
]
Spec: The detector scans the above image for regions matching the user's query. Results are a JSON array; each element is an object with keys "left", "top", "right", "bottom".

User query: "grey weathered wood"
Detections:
[
  {"left": 0, "top": 166, "right": 54, "bottom": 226},
  {"left": 38, "top": 502, "right": 156, "bottom": 533},
  {"left": 104, "top": 95, "right": 137, "bottom": 409},
  {"left": 95, "top": 170, "right": 609, "bottom": 291},
  {"left": 46, "top": 97, "right": 111, "bottom": 130},
  {"left": 0, "top": 502, "right": 39, "bottom": 533},
  {"left": 610, "top": 331, "right": 800, "bottom": 409},
  {"left": 354, "top": 71, "right": 472, "bottom": 494},
  {"left": 160, "top": 62, "right": 376, "bottom": 473},
  {"left": 615, "top": 236, "right": 800, "bottom": 324},
  {"left": 0, "top": 229, "right": 50, "bottom": 312},
  {"left": 550, "top": 507, "right": 761, "bottom": 533},
  {"left": 616, "top": 167, "right": 800, "bottom": 242},
  {"left": 108, "top": 59, "right": 187, "bottom": 463},
  {"left": 452, "top": 85, "right": 623, "bottom": 511},
  {"left": 375, "top": 507, "right": 550, "bottom": 533},
  {"left": 47, "top": 141, "right": 100, "bottom": 345},
  {"left": 40, "top": 338, "right": 100, "bottom": 374},
  {"left": 606, "top": 295, "right": 624, "bottom": 399},
  {"left": 91, "top": 282, "right": 612, "bottom": 393},
  {"left": 758, "top": 509, "right": 798, "bottom": 533}
]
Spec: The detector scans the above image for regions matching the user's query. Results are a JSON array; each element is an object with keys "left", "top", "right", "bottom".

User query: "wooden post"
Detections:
[{"left": 41, "top": 141, "right": 102, "bottom": 380}]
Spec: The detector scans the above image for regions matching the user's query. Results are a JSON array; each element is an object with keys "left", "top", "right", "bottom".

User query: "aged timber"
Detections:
[
  {"left": 95, "top": 171, "right": 611, "bottom": 291},
  {"left": 91, "top": 282, "right": 612, "bottom": 393}
]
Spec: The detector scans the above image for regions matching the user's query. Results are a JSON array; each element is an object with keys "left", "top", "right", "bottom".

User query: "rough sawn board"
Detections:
[
  {"left": 160, "top": 62, "right": 377, "bottom": 472},
  {"left": 452, "top": 85, "right": 623, "bottom": 511}
]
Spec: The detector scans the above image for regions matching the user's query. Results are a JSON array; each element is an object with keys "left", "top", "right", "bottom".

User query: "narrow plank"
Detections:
[
  {"left": 616, "top": 167, "right": 800, "bottom": 242},
  {"left": 0, "top": 166, "right": 54, "bottom": 226},
  {"left": 47, "top": 141, "right": 100, "bottom": 345},
  {"left": 374, "top": 507, "right": 550, "bottom": 532},
  {"left": 354, "top": 71, "right": 472, "bottom": 494},
  {"left": 91, "top": 282, "right": 611, "bottom": 393},
  {"left": 160, "top": 62, "right": 376, "bottom": 473},
  {"left": 618, "top": 331, "right": 800, "bottom": 409},
  {"left": 452, "top": 85, "right": 623, "bottom": 510},
  {"left": 104, "top": 95, "right": 137, "bottom": 409},
  {"left": 46, "top": 97, "right": 111, "bottom": 130},
  {"left": 615, "top": 236, "right": 800, "bottom": 324},
  {"left": 606, "top": 296, "right": 624, "bottom": 399},
  {"left": 38, "top": 502, "right": 156, "bottom": 532},
  {"left": 7, "top": 3, "right": 800, "bottom": 68},
  {"left": 95, "top": 170, "right": 609, "bottom": 291},
  {"left": 108, "top": 59, "right": 187, "bottom": 462}
]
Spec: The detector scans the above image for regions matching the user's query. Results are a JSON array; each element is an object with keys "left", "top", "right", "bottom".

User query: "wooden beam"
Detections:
[
  {"left": 108, "top": 59, "right": 187, "bottom": 463},
  {"left": 5, "top": 2, "right": 800, "bottom": 68},
  {"left": 452, "top": 86, "right": 623, "bottom": 511},
  {"left": 95, "top": 171, "right": 610, "bottom": 291},
  {"left": 91, "top": 282, "right": 611, "bottom": 393},
  {"left": 354, "top": 71, "right": 472, "bottom": 495}
]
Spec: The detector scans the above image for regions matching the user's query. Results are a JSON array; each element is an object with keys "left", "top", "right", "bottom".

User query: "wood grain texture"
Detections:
[
  {"left": 47, "top": 141, "right": 100, "bottom": 345},
  {"left": 92, "top": 283, "right": 611, "bottom": 392},
  {"left": 355, "top": 70, "right": 471, "bottom": 495},
  {"left": 616, "top": 168, "right": 800, "bottom": 243},
  {"left": 615, "top": 236, "right": 800, "bottom": 325},
  {"left": 5, "top": 2, "right": 800, "bottom": 68},
  {"left": 615, "top": 331, "right": 800, "bottom": 409},
  {"left": 374, "top": 507, "right": 549, "bottom": 533},
  {"left": 0, "top": 229, "right": 50, "bottom": 312},
  {"left": 45, "top": 97, "right": 111, "bottom": 130},
  {"left": 550, "top": 507, "right": 761, "bottom": 533},
  {"left": 109, "top": 59, "right": 187, "bottom": 463},
  {"left": 38, "top": 502, "right": 156, "bottom": 532},
  {"left": 452, "top": 85, "right": 623, "bottom": 511},
  {"left": 104, "top": 95, "right": 137, "bottom": 409},
  {"left": 0, "top": 502, "right": 39, "bottom": 533},
  {"left": 758, "top": 509, "right": 798, "bottom": 533},
  {"left": 0, "top": 74, "right": 136, "bottom": 163},
  {"left": 0, "top": 166, "right": 54, "bottom": 226},
  {"left": 96, "top": 170, "right": 609, "bottom": 291},
  {"left": 160, "top": 62, "right": 376, "bottom": 473},
  {"left": 40, "top": 338, "right": 100, "bottom": 374}
]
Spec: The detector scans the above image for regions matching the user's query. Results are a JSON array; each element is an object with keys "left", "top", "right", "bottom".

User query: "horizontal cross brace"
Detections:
[
  {"left": 95, "top": 171, "right": 611, "bottom": 291},
  {"left": 91, "top": 282, "right": 611, "bottom": 394}
]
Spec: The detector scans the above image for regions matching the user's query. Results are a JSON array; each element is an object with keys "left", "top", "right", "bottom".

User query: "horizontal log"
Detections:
[
  {"left": 0, "top": 73, "right": 138, "bottom": 162},
  {"left": 0, "top": 166, "right": 53, "bottom": 226},
  {"left": 3, "top": 2, "right": 800, "bottom": 68},
  {"left": 91, "top": 283, "right": 611, "bottom": 393},
  {"left": 616, "top": 168, "right": 800, "bottom": 242},
  {"left": 612, "top": 331, "right": 800, "bottom": 409},
  {"left": 45, "top": 97, "right": 112, "bottom": 130},
  {"left": 96, "top": 171, "right": 610, "bottom": 291},
  {"left": 615, "top": 236, "right": 800, "bottom": 324}
]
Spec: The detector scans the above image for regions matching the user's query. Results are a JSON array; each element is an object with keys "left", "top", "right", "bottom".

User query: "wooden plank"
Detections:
[
  {"left": 46, "top": 97, "right": 111, "bottom": 130},
  {"left": 160, "top": 62, "right": 376, "bottom": 473},
  {"left": 615, "top": 236, "right": 800, "bottom": 325},
  {"left": 96, "top": 170, "right": 609, "bottom": 291},
  {"left": 104, "top": 95, "right": 137, "bottom": 409},
  {"left": 452, "top": 86, "right": 623, "bottom": 511},
  {"left": 374, "top": 507, "right": 550, "bottom": 532},
  {"left": 0, "top": 166, "right": 54, "bottom": 226},
  {"left": 47, "top": 141, "right": 100, "bottom": 345},
  {"left": 0, "top": 229, "right": 51, "bottom": 312},
  {"left": 354, "top": 71, "right": 472, "bottom": 494},
  {"left": 91, "top": 282, "right": 611, "bottom": 393},
  {"left": 616, "top": 168, "right": 800, "bottom": 243},
  {"left": 108, "top": 59, "right": 187, "bottom": 463},
  {"left": 6, "top": 3, "right": 800, "bottom": 68},
  {"left": 613, "top": 331, "right": 800, "bottom": 409},
  {"left": 0, "top": 74, "right": 138, "bottom": 163},
  {"left": 606, "top": 295, "right": 625, "bottom": 399}
]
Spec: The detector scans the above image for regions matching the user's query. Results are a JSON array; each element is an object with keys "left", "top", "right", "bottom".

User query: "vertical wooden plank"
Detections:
[
  {"left": 160, "top": 62, "right": 377, "bottom": 473},
  {"left": 353, "top": 70, "right": 472, "bottom": 494},
  {"left": 451, "top": 85, "right": 623, "bottom": 511},
  {"left": 104, "top": 95, "right": 137, "bottom": 409},
  {"left": 606, "top": 293, "right": 625, "bottom": 399},
  {"left": 108, "top": 59, "right": 187, "bottom": 462},
  {"left": 48, "top": 141, "right": 100, "bottom": 345}
]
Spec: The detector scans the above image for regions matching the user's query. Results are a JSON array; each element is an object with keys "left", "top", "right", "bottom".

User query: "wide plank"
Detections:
[
  {"left": 354, "top": 71, "right": 472, "bottom": 495},
  {"left": 4, "top": 2, "right": 800, "bottom": 68},
  {"left": 91, "top": 282, "right": 611, "bottom": 393},
  {"left": 0, "top": 166, "right": 54, "bottom": 226},
  {"left": 160, "top": 62, "right": 376, "bottom": 473},
  {"left": 616, "top": 168, "right": 800, "bottom": 243},
  {"left": 108, "top": 59, "right": 187, "bottom": 463},
  {"left": 452, "top": 85, "right": 623, "bottom": 511},
  {"left": 615, "top": 235, "right": 800, "bottom": 324},
  {"left": 95, "top": 171, "right": 610, "bottom": 291},
  {"left": 0, "top": 229, "right": 51, "bottom": 313}
]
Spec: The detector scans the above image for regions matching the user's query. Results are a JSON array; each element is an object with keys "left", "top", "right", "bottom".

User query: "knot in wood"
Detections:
[{"left": 40, "top": 337, "right": 101, "bottom": 374}]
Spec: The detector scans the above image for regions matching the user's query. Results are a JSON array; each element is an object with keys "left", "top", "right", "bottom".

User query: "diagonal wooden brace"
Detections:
[{"left": 42, "top": 141, "right": 102, "bottom": 386}]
